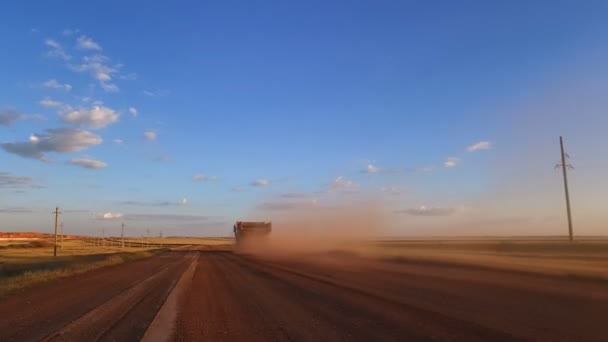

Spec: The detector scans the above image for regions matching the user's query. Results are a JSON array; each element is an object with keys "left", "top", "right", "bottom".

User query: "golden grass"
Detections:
[
  {"left": 0, "top": 238, "right": 160, "bottom": 259},
  {"left": 0, "top": 238, "right": 167, "bottom": 297},
  {"left": 362, "top": 239, "right": 608, "bottom": 280},
  {"left": 0, "top": 250, "right": 161, "bottom": 298}
]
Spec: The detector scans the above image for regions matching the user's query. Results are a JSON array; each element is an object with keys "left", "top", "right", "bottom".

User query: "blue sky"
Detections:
[{"left": 1, "top": 1, "right": 608, "bottom": 237}]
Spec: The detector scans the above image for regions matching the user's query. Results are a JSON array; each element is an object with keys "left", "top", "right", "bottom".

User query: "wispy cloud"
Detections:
[
  {"left": 193, "top": 174, "right": 218, "bottom": 182},
  {"left": 281, "top": 192, "right": 309, "bottom": 198},
  {"left": 45, "top": 38, "right": 71, "bottom": 61},
  {"left": 141, "top": 89, "right": 170, "bottom": 97},
  {"left": 256, "top": 200, "right": 318, "bottom": 211},
  {"left": 467, "top": 141, "right": 492, "bottom": 152},
  {"left": 42, "top": 79, "right": 72, "bottom": 91},
  {"left": 39, "top": 97, "right": 62, "bottom": 108},
  {"left": 251, "top": 179, "right": 269, "bottom": 187},
  {"left": 0, "top": 109, "right": 25, "bottom": 126},
  {"left": 94, "top": 212, "right": 123, "bottom": 220},
  {"left": 76, "top": 35, "right": 102, "bottom": 50},
  {"left": 231, "top": 187, "right": 247, "bottom": 192},
  {"left": 113, "top": 139, "right": 124, "bottom": 145},
  {"left": 330, "top": 176, "right": 357, "bottom": 190},
  {"left": 396, "top": 206, "right": 455, "bottom": 216},
  {"left": 365, "top": 164, "right": 380, "bottom": 173},
  {"left": 125, "top": 214, "right": 217, "bottom": 222},
  {"left": 119, "top": 198, "right": 188, "bottom": 207},
  {"left": 0, "top": 207, "right": 33, "bottom": 213},
  {"left": 129, "top": 107, "right": 138, "bottom": 117},
  {"left": 380, "top": 185, "right": 405, "bottom": 195},
  {"left": 0, "top": 172, "right": 33, "bottom": 189},
  {"left": 69, "top": 54, "right": 119, "bottom": 92},
  {"left": 444, "top": 157, "right": 460, "bottom": 168},
  {"left": 144, "top": 131, "right": 157, "bottom": 141},
  {"left": 1, "top": 128, "right": 102, "bottom": 161},
  {"left": 62, "top": 29, "right": 79, "bottom": 36},
  {"left": 68, "top": 157, "right": 107, "bottom": 169},
  {"left": 62, "top": 105, "right": 119, "bottom": 129}
]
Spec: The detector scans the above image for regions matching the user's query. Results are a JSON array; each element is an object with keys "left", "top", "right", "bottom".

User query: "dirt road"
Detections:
[{"left": 1, "top": 248, "right": 607, "bottom": 341}]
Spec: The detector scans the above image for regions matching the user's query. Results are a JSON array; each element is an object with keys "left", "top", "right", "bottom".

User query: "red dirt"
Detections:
[{"left": 1, "top": 248, "right": 607, "bottom": 341}]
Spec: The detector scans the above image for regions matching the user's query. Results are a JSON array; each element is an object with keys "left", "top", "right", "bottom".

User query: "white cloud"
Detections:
[
  {"left": 366, "top": 164, "right": 380, "bottom": 173},
  {"left": 129, "top": 107, "right": 138, "bottom": 117},
  {"left": 113, "top": 139, "right": 124, "bottom": 145},
  {"left": 251, "top": 179, "right": 269, "bottom": 187},
  {"left": 62, "top": 106, "right": 119, "bottom": 129},
  {"left": 467, "top": 141, "right": 492, "bottom": 152},
  {"left": 180, "top": 197, "right": 188, "bottom": 205},
  {"left": 1, "top": 128, "right": 102, "bottom": 161},
  {"left": 69, "top": 54, "right": 120, "bottom": 92},
  {"left": 99, "top": 81, "right": 119, "bottom": 92},
  {"left": 444, "top": 157, "right": 460, "bottom": 168},
  {"left": 141, "top": 89, "right": 170, "bottom": 97},
  {"left": 95, "top": 212, "right": 123, "bottom": 220},
  {"left": 192, "top": 174, "right": 218, "bottom": 182},
  {"left": 396, "top": 206, "right": 455, "bottom": 216},
  {"left": 39, "top": 98, "right": 62, "bottom": 108},
  {"left": 69, "top": 158, "right": 107, "bottom": 169},
  {"left": 45, "top": 38, "right": 71, "bottom": 61},
  {"left": 144, "top": 131, "right": 157, "bottom": 141},
  {"left": 76, "top": 35, "right": 102, "bottom": 50},
  {"left": 330, "top": 176, "right": 357, "bottom": 190},
  {"left": 42, "top": 79, "right": 72, "bottom": 91}
]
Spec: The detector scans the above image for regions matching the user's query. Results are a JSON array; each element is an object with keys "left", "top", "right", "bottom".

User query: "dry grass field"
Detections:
[
  {"left": 362, "top": 237, "right": 608, "bottom": 280},
  {"left": 0, "top": 238, "right": 164, "bottom": 297},
  {"left": 0, "top": 236, "right": 234, "bottom": 297}
]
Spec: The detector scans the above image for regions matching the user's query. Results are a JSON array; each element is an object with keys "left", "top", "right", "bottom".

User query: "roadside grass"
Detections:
[
  {"left": 0, "top": 238, "right": 166, "bottom": 298},
  {"left": 363, "top": 238, "right": 608, "bottom": 280}
]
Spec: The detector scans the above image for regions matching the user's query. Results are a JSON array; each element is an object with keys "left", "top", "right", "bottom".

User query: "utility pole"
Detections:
[
  {"left": 556, "top": 136, "right": 574, "bottom": 241},
  {"left": 60, "top": 222, "right": 64, "bottom": 251},
  {"left": 121, "top": 222, "right": 125, "bottom": 249},
  {"left": 53, "top": 207, "right": 61, "bottom": 257}
]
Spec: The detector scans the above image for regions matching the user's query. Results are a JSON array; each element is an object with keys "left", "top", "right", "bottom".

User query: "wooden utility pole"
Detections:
[
  {"left": 53, "top": 207, "right": 61, "bottom": 257},
  {"left": 121, "top": 222, "right": 125, "bottom": 248},
  {"left": 556, "top": 136, "right": 574, "bottom": 241}
]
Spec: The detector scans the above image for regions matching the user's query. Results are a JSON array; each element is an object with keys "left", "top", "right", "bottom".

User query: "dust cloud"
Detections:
[{"left": 238, "top": 200, "right": 388, "bottom": 258}]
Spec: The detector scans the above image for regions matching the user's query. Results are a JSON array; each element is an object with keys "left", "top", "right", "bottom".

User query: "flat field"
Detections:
[{"left": 362, "top": 237, "right": 608, "bottom": 280}]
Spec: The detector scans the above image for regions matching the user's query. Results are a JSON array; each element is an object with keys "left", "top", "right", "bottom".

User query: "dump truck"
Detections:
[{"left": 233, "top": 221, "right": 272, "bottom": 245}]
